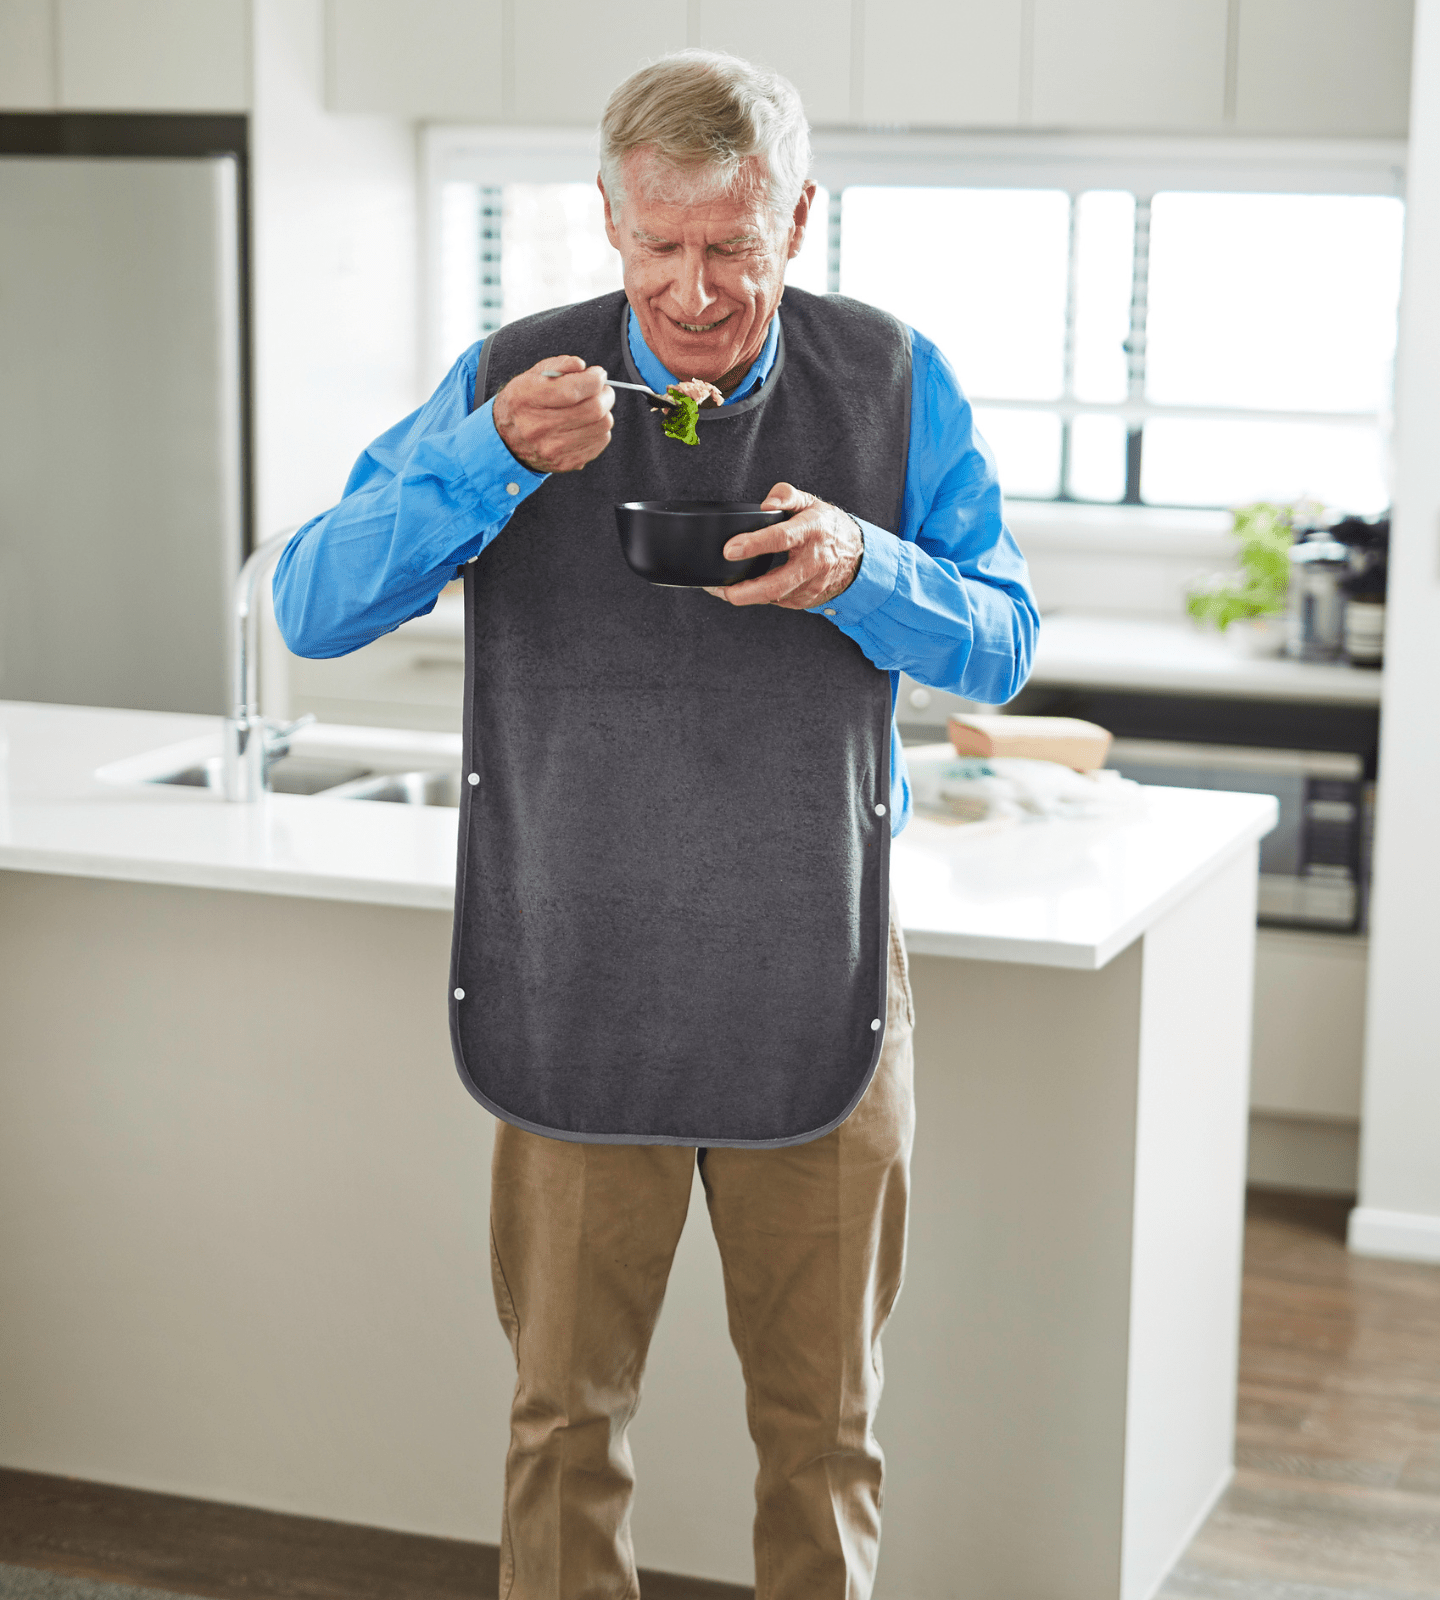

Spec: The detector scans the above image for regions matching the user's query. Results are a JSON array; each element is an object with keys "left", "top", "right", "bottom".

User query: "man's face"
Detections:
[{"left": 601, "top": 149, "right": 815, "bottom": 393}]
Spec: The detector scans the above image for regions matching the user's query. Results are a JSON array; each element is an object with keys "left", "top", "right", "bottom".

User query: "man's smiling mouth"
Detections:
[{"left": 672, "top": 313, "right": 732, "bottom": 333}]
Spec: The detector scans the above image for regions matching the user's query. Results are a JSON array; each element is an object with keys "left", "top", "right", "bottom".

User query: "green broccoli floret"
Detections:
[{"left": 661, "top": 388, "right": 700, "bottom": 446}]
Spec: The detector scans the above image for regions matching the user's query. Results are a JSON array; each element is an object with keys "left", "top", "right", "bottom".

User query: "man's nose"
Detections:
[{"left": 669, "top": 247, "right": 719, "bottom": 319}]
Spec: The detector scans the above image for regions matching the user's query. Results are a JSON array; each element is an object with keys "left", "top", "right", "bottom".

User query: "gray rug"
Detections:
[{"left": 0, "top": 1565, "right": 206, "bottom": 1600}]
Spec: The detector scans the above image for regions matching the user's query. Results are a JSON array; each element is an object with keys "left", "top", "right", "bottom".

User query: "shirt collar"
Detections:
[{"left": 625, "top": 304, "right": 780, "bottom": 406}]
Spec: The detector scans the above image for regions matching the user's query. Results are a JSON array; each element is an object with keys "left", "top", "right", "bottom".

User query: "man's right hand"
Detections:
[{"left": 491, "top": 355, "right": 614, "bottom": 474}]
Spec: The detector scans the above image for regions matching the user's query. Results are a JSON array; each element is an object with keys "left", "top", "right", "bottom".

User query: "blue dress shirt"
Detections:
[{"left": 272, "top": 303, "right": 1039, "bottom": 835}]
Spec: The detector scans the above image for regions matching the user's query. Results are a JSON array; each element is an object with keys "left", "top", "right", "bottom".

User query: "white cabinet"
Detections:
[
  {"left": 1030, "top": 0, "right": 1229, "bottom": 129},
  {"left": 697, "top": 0, "right": 852, "bottom": 126},
  {"left": 0, "top": 0, "right": 53, "bottom": 108},
  {"left": 512, "top": 0, "right": 686, "bottom": 125},
  {"left": 1233, "top": 0, "right": 1413, "bottom": 137},
  {"left": 57, "top": 0, "right": 250, "bottom": 110},
  {"left": 0, "top": 0, "right": 250, "bottom": 112},
  {"left": 1250, "top": 927, "right": 1367, "bottom": 1119},
  {"left": 327, "top": 0, "right": 501, "bottom": 119},
  {"left": 7, "top": 0, "right": 1418, "bottom": 133},
  {"left": 861, "top": 0, "right": 1023, "bottom": 126},
  {"left": 314, "top": 0, "right": 1414, "bottom": 137}
]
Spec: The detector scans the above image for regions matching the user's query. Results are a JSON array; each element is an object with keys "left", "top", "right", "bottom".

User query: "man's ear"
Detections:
[
  {"left": 598, "top": 173, "right": 621, "bottom": 247},
  {"left": 786, "top": 180, "right": 818, "bottom": 262}
]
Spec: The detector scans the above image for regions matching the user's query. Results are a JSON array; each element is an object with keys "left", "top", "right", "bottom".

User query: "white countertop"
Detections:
[
  {"left": 893, "top": 788, "right": 1273, "bottom": 968},
  {"left": 0, "top": 703, "right": 464, "bottom": 912},
  {"left": 0, "top": 701, "right": 1276, "bottom": 970},
  {"left": 1029, "top": 613, "right": 1382, "bottom": 705}
]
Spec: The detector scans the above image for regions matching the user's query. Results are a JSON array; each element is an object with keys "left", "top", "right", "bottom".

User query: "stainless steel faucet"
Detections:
[{"left": 221, "top": 527, "right": 314, "bottom": 802}]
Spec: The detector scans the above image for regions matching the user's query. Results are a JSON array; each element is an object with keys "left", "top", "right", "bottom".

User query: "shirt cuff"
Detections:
[
  {"left": 454, "top": 397, "right": 548, "bottom": 514},
  {"left": 808, "top": 517, "right": 901, "bottom": 625}
]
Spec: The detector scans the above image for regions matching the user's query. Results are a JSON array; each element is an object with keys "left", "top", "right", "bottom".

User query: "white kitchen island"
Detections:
[{"left": 0, "top": 702, "right": 1275, "bottom": 1600}]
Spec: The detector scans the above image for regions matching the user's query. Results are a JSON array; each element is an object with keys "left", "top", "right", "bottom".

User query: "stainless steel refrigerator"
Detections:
[{"left": 0, "top": 151, "right": 242, "bottom": 714}]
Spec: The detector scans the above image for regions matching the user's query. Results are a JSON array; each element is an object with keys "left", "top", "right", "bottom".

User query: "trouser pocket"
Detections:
[{"left": 889, "top": 913, "right": 914, "bottom": 1029}]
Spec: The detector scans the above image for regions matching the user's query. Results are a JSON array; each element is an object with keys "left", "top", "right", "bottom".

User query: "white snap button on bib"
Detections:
[
  {"left": 871, "top": 1018, "right": 881, "bottom": 1031},
  {"left": 454, "top": 988, "right": 465, "bottom": 1001},
  {"left": 468, "top": 772, "right": 479, "bottom": 785}
]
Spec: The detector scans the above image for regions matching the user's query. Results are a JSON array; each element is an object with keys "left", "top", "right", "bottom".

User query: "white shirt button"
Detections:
[
  {"left": 875, "top": 803, "right": 887, "bottom": 816},
  {"left": 506, "top": 482, "right": 520, "bottom": 495},
  {"left": 454, "top": 988, "right": 465, "bottom": 1001},
  {"left": 870, "top": 1018, "right": 882, "bottom": 1031},
  {"left": 468, "top": 772, "right": 479, "bottom": 785},
  {"left": 823, "top": 607, "right": 836, "bottom": 616}
]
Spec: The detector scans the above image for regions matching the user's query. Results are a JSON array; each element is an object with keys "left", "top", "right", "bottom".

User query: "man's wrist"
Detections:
[
  {"left": 839, "top": 511, "right": 866, "bottom": 593},
  {"left": 811, "top": 515, "right": 900, "bottom": 623},
  {"left": 457, "top": 398, "right": 548, "bottom": 509},
  {"left": 492, "top": 384, "right": 547, "bottom": 474}
]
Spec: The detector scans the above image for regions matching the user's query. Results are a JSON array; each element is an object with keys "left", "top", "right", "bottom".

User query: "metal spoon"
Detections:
[{"left": 541, "top": 369, "right": 671, "bottom": 401}]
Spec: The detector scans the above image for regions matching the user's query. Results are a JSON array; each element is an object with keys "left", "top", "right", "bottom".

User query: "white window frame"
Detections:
[
  {"left": 423, "top": 128, "right": 609, "bottom": 387},
  {"left": 421, "top": 127, "right": 1405, "bottom": 539}
]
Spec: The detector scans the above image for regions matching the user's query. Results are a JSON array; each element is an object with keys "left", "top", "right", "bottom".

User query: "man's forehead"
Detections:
[
  {"left": 624, "top": 187, "right": 773, "bottom": 243},
  {"left": 621, "top": 148, "right": 774, "bottom": 235}
]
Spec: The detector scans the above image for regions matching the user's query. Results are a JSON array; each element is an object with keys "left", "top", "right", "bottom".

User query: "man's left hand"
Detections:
[{"left": 702, "top": 483, "right": 863, "bottom": 609}]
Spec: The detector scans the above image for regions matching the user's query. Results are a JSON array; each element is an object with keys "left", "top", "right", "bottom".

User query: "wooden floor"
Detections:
[
  {"left": 1, "top": 1190, "right": 1437, "bottom": 1600},
  {"left": 1158, "top": 1190, "right": 1440, "bottom": 1600}
]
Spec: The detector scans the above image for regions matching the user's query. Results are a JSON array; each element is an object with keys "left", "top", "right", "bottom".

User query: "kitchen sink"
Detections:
[
  {"left": 97, "top": 723, "right": 466, "bottom": 805},
  {"left": 146, "top": 752, "right": 376, "bottom": 796},
  {"left": 323, "top": 769, "right": 463, "bottom": 807}
]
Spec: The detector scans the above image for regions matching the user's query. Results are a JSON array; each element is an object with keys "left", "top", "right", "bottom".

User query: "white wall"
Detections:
[
  {"left": 250, "top": 0, "right": 419, "bottom": 543},
  {"left": 1350, "top": 0, "right": 1440, "bottom": 1264}
]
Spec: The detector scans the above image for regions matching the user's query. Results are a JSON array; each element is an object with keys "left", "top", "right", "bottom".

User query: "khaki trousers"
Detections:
[{"left": 488, "top": 891, "right": 916, "bottom": 1600}]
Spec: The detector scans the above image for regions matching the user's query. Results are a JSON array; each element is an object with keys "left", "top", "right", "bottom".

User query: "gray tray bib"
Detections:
[{"left": 449, "top": 287, "right": 911, "bottom": 1146}]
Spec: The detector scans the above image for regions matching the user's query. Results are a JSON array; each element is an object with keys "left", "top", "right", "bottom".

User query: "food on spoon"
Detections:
[
  {"left": 671, "top": 377, "right": 723, "bottom": 407},
  {"left": 654, "top": 378, "right": 723, "bottom": 447}
]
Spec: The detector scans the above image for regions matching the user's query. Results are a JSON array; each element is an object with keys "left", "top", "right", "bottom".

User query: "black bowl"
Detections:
[{"left": 616, "top": 501, "right": 788, "bottom": 588}]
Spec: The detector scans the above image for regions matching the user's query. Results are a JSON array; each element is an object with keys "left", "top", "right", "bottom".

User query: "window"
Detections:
[
  {"left": 842, "top": 186, "right": 1072, "bottom": 498},
  {"left": 836, "top": 185, "right": 1401, "bottom": 512},
  {"left": 428, "top": 130, "right": 1405, "bottom": 515},
  {"left": 1138, "top": 191, "right": 1403, "bottom": 510},
  {"left": 438, "top": 181, "right": 619, "bottom": 358}
]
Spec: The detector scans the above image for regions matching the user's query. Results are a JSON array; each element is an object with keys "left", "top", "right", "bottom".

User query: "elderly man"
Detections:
[{"left": 274, "top": 48, "right": 1036, "bottom": 1600}]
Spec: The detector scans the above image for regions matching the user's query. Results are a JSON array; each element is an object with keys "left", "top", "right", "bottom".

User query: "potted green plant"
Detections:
[{"left": 1186, "top": 498, "right": 1321, "bottom": 655}]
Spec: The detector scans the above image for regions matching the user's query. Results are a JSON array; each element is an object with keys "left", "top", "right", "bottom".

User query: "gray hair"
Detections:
[{"left": 599, "top": 50, "right": 811, "bottom": 223}]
